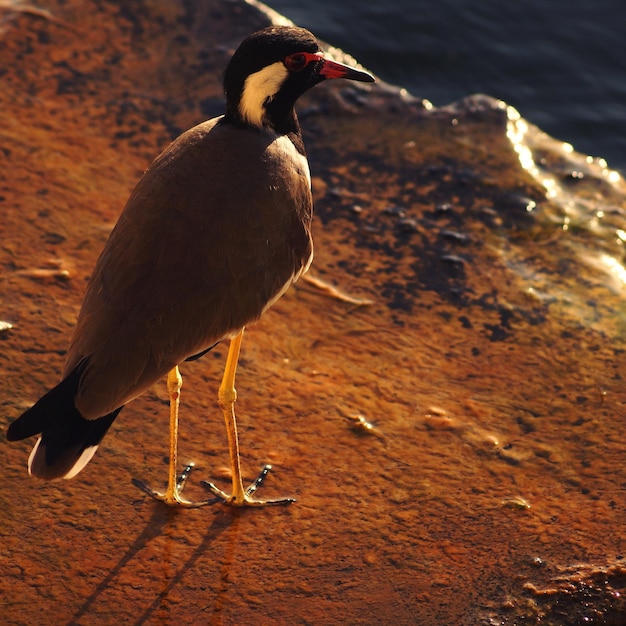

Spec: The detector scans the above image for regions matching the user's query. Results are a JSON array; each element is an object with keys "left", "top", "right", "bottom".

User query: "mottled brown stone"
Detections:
[{"left": 1, "top": 1, "right": 626, "bottom": 624}]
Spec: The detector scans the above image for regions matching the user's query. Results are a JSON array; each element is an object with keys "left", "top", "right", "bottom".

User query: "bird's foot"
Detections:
[
  {"left": 200, "top": 464, "right": 296, "bottom": 507},
  {"left": 132, "top": 462, "right": 220, "bottom": 508}
]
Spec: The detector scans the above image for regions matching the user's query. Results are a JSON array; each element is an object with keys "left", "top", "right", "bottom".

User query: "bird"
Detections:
[{"left": 6, "top": 25, "right": 375, "bottom": 507}]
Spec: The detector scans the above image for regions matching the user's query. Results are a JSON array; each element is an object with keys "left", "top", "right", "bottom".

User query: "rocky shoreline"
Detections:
[{"left": 1, "top": 1, "right": 625, "bottom": 623}]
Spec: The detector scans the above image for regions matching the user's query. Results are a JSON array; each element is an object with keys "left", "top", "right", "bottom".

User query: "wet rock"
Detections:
[{"left": 1, "top": 1, "right": 625, "bottom": 625}]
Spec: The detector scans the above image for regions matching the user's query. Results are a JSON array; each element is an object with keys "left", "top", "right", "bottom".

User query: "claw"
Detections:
[
  {"left": 132, "top": 463, "right": 220, "bottom": 508},
  {"left": 200, "top": 464, "right": 295, "bottom": 507}
]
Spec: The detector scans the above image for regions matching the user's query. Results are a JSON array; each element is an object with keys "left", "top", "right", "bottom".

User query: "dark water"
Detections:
[{"left": 267, "top": 0, "right": 626, "bottom": 173}]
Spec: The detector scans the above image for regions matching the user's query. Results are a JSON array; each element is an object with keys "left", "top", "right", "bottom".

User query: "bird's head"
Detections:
[{"left": 223, "top": 26, "right": 374, "bottom": 133}]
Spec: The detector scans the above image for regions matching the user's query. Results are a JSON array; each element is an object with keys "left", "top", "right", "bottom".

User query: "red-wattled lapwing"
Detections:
[{"left": 7, "top": 26, "right": 374, "bottom": 507}]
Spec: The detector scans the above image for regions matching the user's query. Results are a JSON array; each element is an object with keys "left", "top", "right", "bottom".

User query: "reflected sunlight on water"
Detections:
[{"left": 505, "top": 103, "right": 626, "bottom": 337}]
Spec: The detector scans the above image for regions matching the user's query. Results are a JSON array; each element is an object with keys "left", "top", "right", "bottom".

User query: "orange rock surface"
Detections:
[{"left": 1, "top": 1, "right": 625, "bottom": 624}]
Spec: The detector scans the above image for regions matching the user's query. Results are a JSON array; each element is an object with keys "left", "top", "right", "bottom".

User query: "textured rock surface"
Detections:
[{"left": 1, "top": 1, "right": 626, "bottom": 624}]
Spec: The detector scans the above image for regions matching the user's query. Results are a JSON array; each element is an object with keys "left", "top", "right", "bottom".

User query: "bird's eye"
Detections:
[{"left": 284, "top": 53, "right": 312, "bottom": 72}]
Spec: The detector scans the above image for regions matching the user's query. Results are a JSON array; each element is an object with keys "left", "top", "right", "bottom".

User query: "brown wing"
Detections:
[{"left": 65, "top": 117, "right": 313, "bottom": 418}]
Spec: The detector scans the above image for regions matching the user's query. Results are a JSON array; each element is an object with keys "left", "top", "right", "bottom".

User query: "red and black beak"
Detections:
[{"left": 318, "top": 56, "right": 375, "bottom": 83}]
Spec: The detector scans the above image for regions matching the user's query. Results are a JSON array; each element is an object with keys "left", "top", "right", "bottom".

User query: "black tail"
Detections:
[{"left": 7, "top": 365, "right": 122, "bottom": 480}]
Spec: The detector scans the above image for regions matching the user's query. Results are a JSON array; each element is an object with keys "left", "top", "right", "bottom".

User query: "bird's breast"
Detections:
[{"left": 65, "top": 119, "right": 314, "bottom": 417}]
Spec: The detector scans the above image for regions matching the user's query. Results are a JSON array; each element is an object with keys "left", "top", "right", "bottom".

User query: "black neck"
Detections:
[{"left": 223, "top": 103, "right": 306, "bottom": 155}]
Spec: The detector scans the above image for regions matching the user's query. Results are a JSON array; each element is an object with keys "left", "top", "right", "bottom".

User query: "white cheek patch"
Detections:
[{"left": 239, "top": 61, "right": 289, "bottom": 127}]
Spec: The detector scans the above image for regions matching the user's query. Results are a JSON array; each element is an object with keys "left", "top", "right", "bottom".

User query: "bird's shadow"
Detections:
[{"left": 67, "top": 500, "right": 240, "bottom": 625}]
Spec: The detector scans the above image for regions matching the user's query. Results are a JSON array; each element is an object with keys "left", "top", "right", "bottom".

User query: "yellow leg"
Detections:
[
  {"left": 132, "top": 366, "right": 216, "bottom": 507},
  {"left": 202, "top": 328, "right": 295, "bottom": 506}
]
